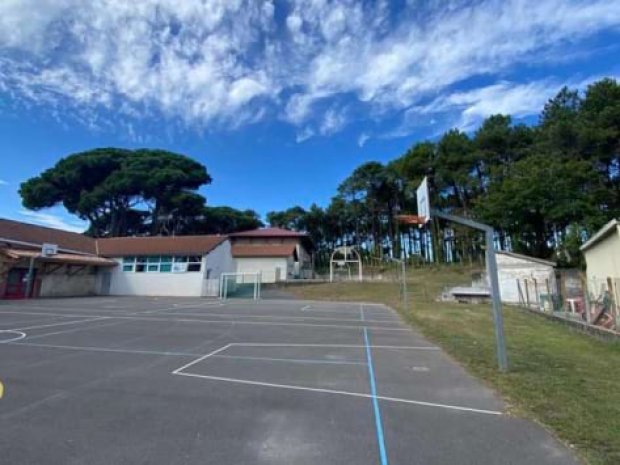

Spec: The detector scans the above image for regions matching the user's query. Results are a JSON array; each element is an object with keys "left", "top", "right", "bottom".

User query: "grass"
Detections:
[{"left": 285, "top": 266, "right": 620, "bottom": 465}]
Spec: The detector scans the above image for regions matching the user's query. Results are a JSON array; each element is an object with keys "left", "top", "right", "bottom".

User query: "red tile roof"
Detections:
[
  {"left": 0, "top": 218, "right": 96, "bottom": 254},
  {"left": 97, "top": 235, "right": 227, "bottom": 256},
  {"left": 229, "top": 227, "right": 306, "bottom": 238},
  {"left": 232, "top": 244, "right": 296, "bottom": 258}
]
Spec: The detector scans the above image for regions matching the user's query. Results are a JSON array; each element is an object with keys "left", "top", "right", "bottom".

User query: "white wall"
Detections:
[
  {"left": 202, "top": 240, "right": 234, "bottom": 296},
  {"left": 584, "top": 229, "right": 620, "bottom": 282},
  {"left": 106, "top": 239, "right": 234, "bottom": 297},
  {"left": 108, "top": 258, "right": 204, "bottom": 296},
  {"left": 496, "top": 253, "right": 555, "bottom": 304},
  {"left": 235, "top": 257, "right": 289, "bottom": 283}
]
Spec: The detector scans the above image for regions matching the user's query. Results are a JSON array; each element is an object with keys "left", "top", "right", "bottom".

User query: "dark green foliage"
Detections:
[
  {"left": 184, "top": 207, "right": 263, "bottom": 235},
  {"left": 19, "top": 148, "right": 264, "bottom": 237},
  {"left": 269, "top": 78, "right": 620, "bottom": 267}
]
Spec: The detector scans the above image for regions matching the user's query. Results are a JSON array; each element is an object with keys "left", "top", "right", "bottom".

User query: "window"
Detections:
[
  {"left": 122, "top": 256, "right": 135, "bottom": 272},
  {"left": 121, "top": 255, "right": 202, "bottom": 273},
  {"left": 187, "top": 255, "right": 202, "bottom": 272}
]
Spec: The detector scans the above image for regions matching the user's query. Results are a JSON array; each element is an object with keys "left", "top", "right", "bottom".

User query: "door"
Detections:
[
  {"left": 4, "top": 269, "right": 31, "bottom": 299},
  {"left": 99, "top": 272, "right": 112, "bottom": 296}
]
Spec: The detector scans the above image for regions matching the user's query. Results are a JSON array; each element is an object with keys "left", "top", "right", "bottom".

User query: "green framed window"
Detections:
[{"left": 121, "top": 255, "right": 202, "bottom": 273}]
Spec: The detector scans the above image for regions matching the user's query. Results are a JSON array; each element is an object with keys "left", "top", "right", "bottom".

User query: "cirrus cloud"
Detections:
[{"left": 0, "top": 0, "right": 618, "bottom": 140}]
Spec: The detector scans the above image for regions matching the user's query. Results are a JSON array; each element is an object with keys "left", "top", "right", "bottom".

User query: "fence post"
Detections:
[
  {"left": 525, "top": 279, "right": 530, "bottom": 307},
  {"left": 583, "top": 276, "right": 592, "bottom": 324}
]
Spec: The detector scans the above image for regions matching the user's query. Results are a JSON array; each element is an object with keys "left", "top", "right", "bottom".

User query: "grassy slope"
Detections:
[{"left": 286, "top": 267, "right": 620, "bottom": 465}]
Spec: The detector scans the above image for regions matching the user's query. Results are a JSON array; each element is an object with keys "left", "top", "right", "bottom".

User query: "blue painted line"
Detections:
[{"left": 363, "top": 327, "right": 389, "bottom": 465}]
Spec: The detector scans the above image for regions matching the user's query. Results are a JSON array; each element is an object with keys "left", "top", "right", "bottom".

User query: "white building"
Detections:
[
  {"left": 580, "top": 219, "right": 620, "bottom": 283},
  {"left": 495, "top": 251, "right": 556, "bottom": 305},
  {"left": 1, "top": 219, "right": 314, "bottom": 299},
  {"left": 229, "top": 228, "right": 313, "bottom": 283},
  {"left": 97, "top": 235, "right": 233, "bottom": 297},
  {"left": 0, "top": 219, "right": 116, "bottom": 299}
]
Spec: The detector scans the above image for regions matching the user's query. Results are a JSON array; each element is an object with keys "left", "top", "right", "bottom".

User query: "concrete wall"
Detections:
[
  {"left": 496, "top": 253, "right": 556, "bottom": 304},
  {"left": 40, "top": 270, "right": 98, "bottom": 297},
  {"left": 235, "top": 257, "right": 289, "bottom": 283},
  {"left": 584, "top": 229, "right": 620, "bottom": 282},
  {"left": 0, "top": 254, "right": 11, "bottom": 296},
  {"left": 202, "top": 240, "right": 234, "bottom": 296},
  {"left": 0, "top": 259, "right": 100, "bottom": 298}
]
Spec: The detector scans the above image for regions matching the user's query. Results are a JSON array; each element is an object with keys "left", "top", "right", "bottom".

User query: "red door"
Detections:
[{"left": 4, "top": 269, "right": 31, "bottom": 299}]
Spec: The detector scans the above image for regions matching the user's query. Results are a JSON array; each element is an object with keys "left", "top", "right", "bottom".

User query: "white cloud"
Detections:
[
  {"left": 0, "top": 0, "right": 618, "bottom": 136},
  {"left": 295, "top": 127, "right": 314, "bottom": 143},
  {"left": 319, "top": 106, "right": 348, "bottom": 136},
  {"left": 0, "top": 180, "right": 7, "bottom": 186},
  {"left": 389, "top": 74, "right": 618, "bottom": 136},
  {"left": 409, "top": 79, "right": 563, "bottom": 133},
  {"left": 18, "top": 210, "right": 87, "bottom": 233},
  {"left": 357, "top": 133, "right": 370, "bottom": 147}
]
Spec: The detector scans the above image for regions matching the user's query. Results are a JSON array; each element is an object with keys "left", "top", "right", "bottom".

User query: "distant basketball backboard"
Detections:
[
  {"left": 41, "top": 243, "right": 58, "bottom": 257},
  {"left": 416, "top": 177, "right": 431, "bottom": 223}
]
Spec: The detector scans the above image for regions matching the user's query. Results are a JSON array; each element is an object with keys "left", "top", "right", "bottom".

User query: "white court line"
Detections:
[
  {"left": 212, "top": 354, "right": 367, "bottom": 366},
  {"left": 23, "top": 319, "right": 124, "bottom": 341},
  {"left": 0, "top": 310, "right": 409, "bottom": 332},
  {"left": 0, "top": 310, "right": 100, "bottom": 318},
  {"left": 9, "top": 341, "right": 430, "bottom": 359},
  {"left": 173, "top": 371, "right": 502, "bottom": 416},
  {"left": 11, "top": 341, "right": 199, "bottom": 357},
  {"left": 137, "top": 301, "right": 225, "bottom": 314},
  {"left": 0, "top": 316, "right": 70, "bottom": 329},
  {"left": 243, "top": 342, "right": 427, "bottom": 349},
  {"left": 255, "top": 300, "right": 388, "bottom": 308},
  {"left": 172, "top": 344, "right": 232, "bottom": 374},
  {"left": 152, "top": 311, "right": 399, "bottom": 325},
  {"left": 14, "top": 317, "right": 109, "bottom": 331},
  {"left": 0, "top": 330, "right": 26, "bottom": 343},
  {"left": 300, "top": 305, "right": 311, "bottom": 311}
]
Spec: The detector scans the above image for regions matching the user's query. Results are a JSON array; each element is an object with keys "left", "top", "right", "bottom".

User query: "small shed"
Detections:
[
  {"left": 495, "top": 251, "right": 556, "bottom": 305},
  {"left": 580, "top": 219, "right": 620, "bottom": 283}
]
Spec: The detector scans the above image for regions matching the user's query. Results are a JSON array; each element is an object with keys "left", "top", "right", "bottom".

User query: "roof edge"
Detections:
[
  {"left": 580, "top": 219, "right": 619, "bottom": 252},
  {"left": 496, "top": 250, "right": 556, "bottom": 267}
]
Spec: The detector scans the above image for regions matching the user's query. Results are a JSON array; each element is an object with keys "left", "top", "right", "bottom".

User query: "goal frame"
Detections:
[{"left": 219, "top": 272, "right": 261, "bottom": 300}]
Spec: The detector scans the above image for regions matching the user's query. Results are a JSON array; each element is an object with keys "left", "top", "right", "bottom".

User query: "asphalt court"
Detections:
[{"left": 0, "top": 296, "right": 579, "bottom": 465}]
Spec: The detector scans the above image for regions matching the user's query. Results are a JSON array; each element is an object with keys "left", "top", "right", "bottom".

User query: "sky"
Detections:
[{"left": 0, "top": 0, "right": 619, "bottom": 233}]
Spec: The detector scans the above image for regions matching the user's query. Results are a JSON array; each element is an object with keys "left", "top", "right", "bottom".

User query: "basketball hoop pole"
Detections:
[{"left": 431, "top": 209, "right": 508, "bottom": 372}]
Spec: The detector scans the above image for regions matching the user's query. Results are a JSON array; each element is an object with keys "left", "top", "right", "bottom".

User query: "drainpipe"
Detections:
[{"left": 25, "top": 256, "right": 36, "bottom": 298}]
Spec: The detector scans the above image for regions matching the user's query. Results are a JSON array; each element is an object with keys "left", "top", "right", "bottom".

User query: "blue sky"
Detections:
[{"left": 0, "top": 0, "right": 619, "bottom": 232}]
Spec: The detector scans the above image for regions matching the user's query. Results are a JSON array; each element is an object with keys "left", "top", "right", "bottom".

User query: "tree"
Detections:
[
  {"left": 435, "top": 129, "right": 476, "bottom": 211},
  {"left": 181, "top": 206, "right": 263, "bottom": 235},
  {"left": 538, "top": 87, "right": 582, "bottom": 157},
  {"left": 20, "top": 148, "right": 211, "bottom": 237},
  {"left": 266, "top": 206, "right": 307, "bottom": 230},
  {"left": 477, "top": 154, "right": 601, "bottom": 258}
]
